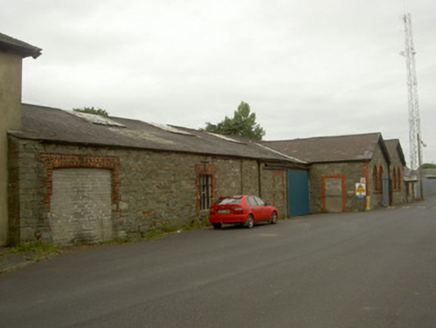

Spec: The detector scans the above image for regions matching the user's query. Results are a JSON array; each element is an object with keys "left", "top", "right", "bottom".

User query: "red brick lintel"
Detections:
[{"left": 40, "top": 153, "right": 121, "bottom": 212}]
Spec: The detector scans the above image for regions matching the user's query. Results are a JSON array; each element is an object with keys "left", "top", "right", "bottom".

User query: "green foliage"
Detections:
[
  {"left": 422, "top": 163, "right": 436, "bottom": 169},
  {"left": 10, "top": 241, "right": 59, "bottom": 261},
  {"left": 161, "top": 222, "right": 179, "bottom": 233},
  {"left": 184, "top": 217, "right": 211, "bottom": 230},
  {"left": 142, "top": 229, "right": 165, "bottom": 240},
  {"left": 203, "top": 101, "right": 266, "bottom": 140},
  {"left": 73, "top": 106, "right": 109, "bottom": 117},
  {"left": 141, "top": 222, "right": 179, "bottom": 240}
]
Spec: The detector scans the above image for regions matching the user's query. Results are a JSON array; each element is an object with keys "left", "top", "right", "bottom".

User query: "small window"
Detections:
[
  {"left": 253, "top": 196, "right": 265, "bottom": 206},
  {"left": 199, "top": 175, "right": 212, "bottom": 210}
]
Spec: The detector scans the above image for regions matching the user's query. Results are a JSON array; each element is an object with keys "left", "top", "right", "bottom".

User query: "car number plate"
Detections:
[{"left": 218, "top": 209, "right": 230, "bottom": 213}]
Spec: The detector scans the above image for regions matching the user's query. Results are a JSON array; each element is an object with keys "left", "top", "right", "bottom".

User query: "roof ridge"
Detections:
[{"left": 264, "top": 132, "right": 382, "bottom": 143}]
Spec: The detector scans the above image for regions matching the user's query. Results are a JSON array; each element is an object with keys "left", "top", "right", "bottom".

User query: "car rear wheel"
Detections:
[
  {"left": 269, "top": 211, "right": 278, "bottom": 224},
  {"left": 213, "top": 223, "right": 222, "bottom": 229},
  {"left": 244, "top": 215, "right": 254, "bottom": 229}
]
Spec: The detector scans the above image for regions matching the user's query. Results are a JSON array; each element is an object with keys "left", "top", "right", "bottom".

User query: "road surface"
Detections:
[{"left": 1, "top": 197, "right": 436, "bottom": 327}]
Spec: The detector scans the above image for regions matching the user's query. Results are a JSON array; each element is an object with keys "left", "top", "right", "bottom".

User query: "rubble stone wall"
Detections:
[{"left": 8, "top": 137, "right": 288, "bottom": 245}]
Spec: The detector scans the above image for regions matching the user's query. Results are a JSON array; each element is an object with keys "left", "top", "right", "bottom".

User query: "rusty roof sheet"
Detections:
[
  {"left": 263, "top": 133, "right": 390, "bottom": 164},
  {"left": 10, "top": 104, "right": 305, "bottom": 165}
]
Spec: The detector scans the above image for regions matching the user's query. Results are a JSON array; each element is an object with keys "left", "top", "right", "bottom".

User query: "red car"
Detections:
[{"left": 209, "top": 195, "right": 278, "bottom": 229}]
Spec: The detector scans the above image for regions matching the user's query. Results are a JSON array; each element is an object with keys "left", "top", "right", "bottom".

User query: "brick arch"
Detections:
[{"left": 40, "top": 153, "right": 120, "bottom": 212}]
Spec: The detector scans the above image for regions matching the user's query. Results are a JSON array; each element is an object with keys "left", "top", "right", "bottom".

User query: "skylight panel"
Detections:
[
  {"left": 208, "top": 133, "right": 245, "bottom": 144},
  {"left": 148, "top": 123, "right": 193, "bottom": 136},
  {"left": 68, "top": 111, "right": 126, "bottom": 127}
]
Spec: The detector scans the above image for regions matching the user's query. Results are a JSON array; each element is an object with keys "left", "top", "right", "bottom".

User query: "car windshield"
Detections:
[{"left": 215, "top": 197, "right": 242, "bottom": 205}]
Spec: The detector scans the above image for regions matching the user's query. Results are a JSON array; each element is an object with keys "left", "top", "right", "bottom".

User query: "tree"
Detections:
[
  {"left": 73, "top": 106, "right": 109, "bottom": 117},
  {"left": 203, "top": 101, "right": 266, "bottom": 140},
  {"left": 422, "top": 163, "right": 436, "bottom": 169}
]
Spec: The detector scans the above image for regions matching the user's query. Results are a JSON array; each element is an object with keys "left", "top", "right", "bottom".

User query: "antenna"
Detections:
[{"left": 401, "top": 13, "right": 422, "bottom": 170}]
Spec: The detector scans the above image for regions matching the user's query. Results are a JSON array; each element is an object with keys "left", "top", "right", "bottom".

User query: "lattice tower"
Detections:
[{"left": 402, "top": 13, "right": 422, "bottom": 170}]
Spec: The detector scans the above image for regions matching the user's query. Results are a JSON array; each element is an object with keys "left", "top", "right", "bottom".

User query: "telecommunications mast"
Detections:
[{"left": 401, "top": 13, "right": 422, "bottom": 170}]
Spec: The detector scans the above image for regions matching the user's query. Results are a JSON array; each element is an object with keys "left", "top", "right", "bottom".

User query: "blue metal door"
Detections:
[{"left": 288, "top": 169, "right": 310, "bottom": 216}]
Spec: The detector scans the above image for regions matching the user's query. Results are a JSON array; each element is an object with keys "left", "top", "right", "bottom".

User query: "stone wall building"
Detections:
[
  {"left": 8, "top": 104, "right": 307, "bottom": 246},
  {"left": 385, "top": 139, "right": 407, "bottom": 204},
  {"left": 263, "top": 133, "right": 398, "bottom": 213},
  {"left": 2, "top": 32, "right": 410, "bottom": 247}
]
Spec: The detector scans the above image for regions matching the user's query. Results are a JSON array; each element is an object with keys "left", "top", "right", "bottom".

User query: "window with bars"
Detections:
[{"left": 199, "top": 175, "right": 212, "bottom": 210}]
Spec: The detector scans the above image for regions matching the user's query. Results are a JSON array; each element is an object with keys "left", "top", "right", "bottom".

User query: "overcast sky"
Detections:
[{"left": 2, "top": 0, "right": 435, "bottom": 165}]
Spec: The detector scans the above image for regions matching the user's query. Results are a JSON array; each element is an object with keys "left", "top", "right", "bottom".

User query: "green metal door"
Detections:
[{"left": 288, "top": 169, "right": 310, "bottom": 216}]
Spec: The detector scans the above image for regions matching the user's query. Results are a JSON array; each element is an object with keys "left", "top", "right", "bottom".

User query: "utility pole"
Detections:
[
  {"left": 417, "top": 134, "right": 424, "bottom": 200},
  {"left": 401, "top": 13, "right": 422, "bottom": 171}
]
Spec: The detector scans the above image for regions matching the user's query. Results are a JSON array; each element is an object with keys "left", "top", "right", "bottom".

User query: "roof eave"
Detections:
[
  {"left": 8, "top": 133, "right": 299, "bottom": 164},
  {"left": 0, "top": 34, "right": 42, "bottom": 59}
]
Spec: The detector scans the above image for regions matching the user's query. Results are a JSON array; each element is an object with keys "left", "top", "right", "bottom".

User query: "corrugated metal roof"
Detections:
[
  {"left": 0, "top": 32, "right": 42, "bottom": 59},
  {"left": 263, "top": 133, "right": 390, "bottom": 164},
  {"left": 11, "top": 104, "right": 305, "bottom": 165}
]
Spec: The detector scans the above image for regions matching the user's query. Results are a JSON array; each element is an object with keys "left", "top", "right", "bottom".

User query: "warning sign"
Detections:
[{"left": 355, "top": 183, "right": 366, "bottom": 199}]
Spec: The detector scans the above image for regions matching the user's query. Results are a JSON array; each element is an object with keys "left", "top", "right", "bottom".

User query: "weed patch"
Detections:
[{"left": 10, "top": 241, "right": 60, "bottom": 261}]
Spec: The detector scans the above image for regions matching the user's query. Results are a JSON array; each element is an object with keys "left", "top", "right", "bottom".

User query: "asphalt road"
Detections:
[{"left": 1, "top": 197, "right": 436, "bottom": 328}]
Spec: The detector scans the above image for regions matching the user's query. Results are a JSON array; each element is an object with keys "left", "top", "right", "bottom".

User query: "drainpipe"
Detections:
[
  {"left": 417, "top": 134, "right": 424, "bottom": 200},
  {"left": 240, "top": 159, "right": 243, "bottom": 194}
]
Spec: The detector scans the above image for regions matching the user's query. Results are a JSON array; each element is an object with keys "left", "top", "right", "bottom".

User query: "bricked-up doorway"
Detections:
[
  {"left": 49, "top": 168, "right": 112, "bottom": 246},
  {"left": 322, "top": 175, "right": 346, "bottom": 213}
]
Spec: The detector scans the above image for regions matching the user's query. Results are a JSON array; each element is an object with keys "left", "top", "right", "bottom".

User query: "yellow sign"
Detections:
[{"left": 355, "top": 183, "right": 366, "bottom": 198}]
